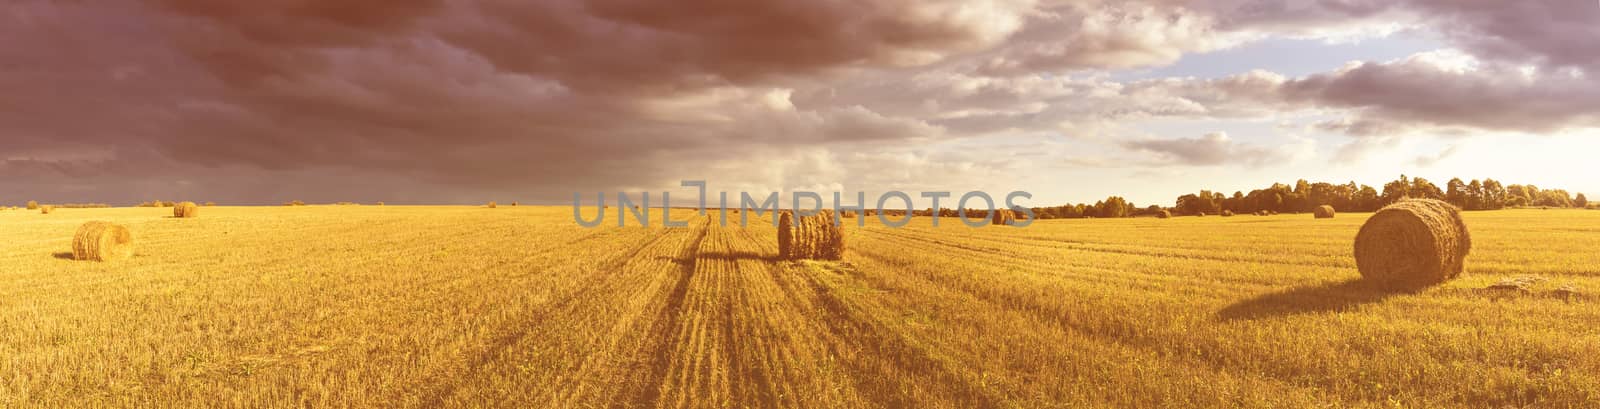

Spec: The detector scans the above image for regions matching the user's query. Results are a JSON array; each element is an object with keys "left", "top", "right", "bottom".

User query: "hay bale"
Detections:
[
  {"left": 203, "top": 202, "right": 216, "bottom": 206},
  {"left": 511, "top": 202, "right": 519, "bottom": 207},
  {"left": 487, "top": 201, "right": 498, "bottom": 208},
  {"left": 1197, "top": 212, "right": 1207, "bottom": 217},
  {"left": 991, "top": 209, "right": 1016, "bottom": 226},
  {"left": 40, "top": 206, "right": 54, "bottom": 214},
  {"left": 1156, "top": 210, "right": 1171, "bottom": 219},
  {"left": 72, "top": 221, "right": 133, "bottom": 262},
  {"left": 1354, "top": 199, "right": 1471, "bottom": 289},
  {"left": 1314, "top": 205, "right": 1335, "bottom": 219},
  {"left": 26, "top": 201, "right": 39, "bottom": 210},
  {"left": 777, "top": 211, "right": 795, "bottom": 260},
  {"left": 173, "top": 201, "right": 200, "bottom": 218},
  {"left": 1221, "top": 210, "right": 1234, "bottom": 217},
  {"left": 778, "top": 210, "right": 844, "bottom": 260}
]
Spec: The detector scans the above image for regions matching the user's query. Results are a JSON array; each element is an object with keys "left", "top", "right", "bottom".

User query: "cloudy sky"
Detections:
[{"left": 3, "top": 0, "right": 1597, "bottom": 206}]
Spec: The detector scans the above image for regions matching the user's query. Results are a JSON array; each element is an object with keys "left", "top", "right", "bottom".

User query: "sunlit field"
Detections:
[{"left": 2, "top": 206, "right": 1598, "bottom": 407}]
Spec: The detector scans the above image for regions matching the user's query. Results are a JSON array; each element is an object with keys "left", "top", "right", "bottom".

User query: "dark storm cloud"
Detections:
[{"left": 1, "top": 0, "right": 1596, "bottom": 203}]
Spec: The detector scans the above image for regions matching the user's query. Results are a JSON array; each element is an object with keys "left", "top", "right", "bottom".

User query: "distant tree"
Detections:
[
  {"left": 1446, "top": 178, "right": 1468, "bottom": 209},
  {"left": 1381, "top": 175, "right": 1411, "bottom": 204},
  {"left": 1465, "top": 179, "right": 1484, "bottom": 210},
  {"left": 1577, "top": 193, "right": 1589, "bottom": 209},
  {"left": 1410, "top": 177, "right": 1444, "bottom": 200},
  {"left": 1355, "top": 185, "right": 1380, "bottom": 211},
  {"left": 1175, "top": 194, "right": 1201, "bottom": 215},
  {"left": 1098, "top": 196, "right": 1131, "bottom": 218},
  {"left": 1226, "top": 191, "right": 1245, "bottom": 213}
]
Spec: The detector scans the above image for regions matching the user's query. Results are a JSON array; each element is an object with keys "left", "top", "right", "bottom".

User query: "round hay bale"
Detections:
[
  {"left": 1156, "top": 210, "right": 1172, "bottom": 219},
  {"left": 173, "top": 201, "right": 200, "bottom": 218},
  {"left": 991, "top": 209, "right": 1017, "bottom": 226},
  {"left": 778, "top": 210, "right": 844, "bottom": 260},
  {"left": 72, "top": 221, "right": 133, "bottom": 262},
  {"left": 1221, "top": 210, "right": 1234, "bottom": 217},
  {"left": 1354, "top": 199, "right": 1471, "bottom": 289},
  {"left": 1314, "top": 205, "right": 1335, "bottom": 219},
  {"left": 777, "top": 211, "right": 795, "bottom": 260},
  {"left": 40, "top": 206, "right": 54, "bottom": 214},
  {"left": 487, "top": 201, "right": 498, "bottom": 208},
  {"left": 1197, "top": 212, "right": 1207, "bottom": 217}
]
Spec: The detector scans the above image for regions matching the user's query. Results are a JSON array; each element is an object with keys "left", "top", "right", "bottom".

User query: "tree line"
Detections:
[{"left": 1031, "top": 175, "right": 1590, "bottom": 219}]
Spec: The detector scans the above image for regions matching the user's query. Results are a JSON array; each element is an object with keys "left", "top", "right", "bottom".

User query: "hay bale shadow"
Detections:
[
  {"left": 52, "top": 252, "right": 75, "bottom": 260},
  {"left": 1217, "top": 279, "right": 1410, "bottom": 321}
]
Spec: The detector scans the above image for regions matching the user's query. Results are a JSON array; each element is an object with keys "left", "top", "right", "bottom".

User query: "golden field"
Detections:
[{"left": 2, "top": 206, "right": 1599, "bottom": 408}]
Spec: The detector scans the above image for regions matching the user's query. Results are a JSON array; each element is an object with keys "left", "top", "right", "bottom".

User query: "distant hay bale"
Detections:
[
  {"left": 173, "top": 201, "right": 200, "bottom": 218},
  {"left": 72, "top": 221, "right": 133, "bottom": 262},
  {"left": 511, "top": 202, "right": 519, "bottom": 207},
  {"left": 1314, "top": 205, "right": 1336, "bottom": 219},
  {"left": 377, "top": 202, "right": 385, "bottom": 206},
  {"left": 26, "top": 201, "right": 39, "bottom": 210},
  {"left": 203, "top": 202, "right": 216, "bottom": 207},
  {"left": 1156, "top": 210, "right": 1172, "bottom": 219},
  {"left": 841, "top": 210, "right": 857, "bottom": 218},
  {"left": 487, "top": 201, "right": 498, "bottom": 208},
  {"left": 1197, "top": 212, "right": 1207, "bottom": 217},
  {"left": 1221, "top": 210, "right": 1234, "bottom": 217},
  {"left": 1354, "top": 199, "right": 1471, "bottom": 290},
  {"left": 991, "top": 209, "right": 1017, "bottom": 226},
  {"left": 778, "top": 210, "right": 844, "bottom": 260},
  {"left": 40, "top": 206, "right": 54, "bottom": 214}
]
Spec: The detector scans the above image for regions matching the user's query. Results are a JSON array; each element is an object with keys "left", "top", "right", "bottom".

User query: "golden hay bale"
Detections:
[
  {"left": 40, "top": 206, "right": 54, "bottom": 214},
  {"left": 203, "top": 201, "right": 216, "bottom": 206},
  {"left": 173, "top": 201, "right": 200, "bottom": 218},
  {"left": 487, "top": 201, "right": 498, "bottom": 208},
  {"left": 1221, "top": 210, "right": 1234, "bottom": 217},
  {"left": 778, "top": 210, "right": 844, "bottom": 260},
  {"left": 1156, "top": 210, "right": 1172, "bottom": 219},
  {"left": 777, "top": 211, "right": 795, "bottom": 260},
  {"left": 1314, "top": 205, "right": 1335, "bottom": 219},
  {"left": 1354, "top": 199, "right": 1471, "bottom": 289},
  {"left": 991, "top": 209, "right": 1017, "bottom": 226},
  {"left": 511, "top": 202, "right": 519, "bottom": 207},
  {"left": 72, "top": 221, "right": 133, "bottom": 262},
  {"left": 26, "top": 201, "right": 39, "bottom": 210}
]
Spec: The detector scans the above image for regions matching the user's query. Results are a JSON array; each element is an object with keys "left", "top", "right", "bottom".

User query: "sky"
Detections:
[{"left": 2, "top": 0, "right": 1598, "bottom": 207}]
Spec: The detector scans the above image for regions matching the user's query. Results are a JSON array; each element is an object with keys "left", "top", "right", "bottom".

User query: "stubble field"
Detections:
[{"left": 2, "top": 206, "right": 1598, "bottom": 408}]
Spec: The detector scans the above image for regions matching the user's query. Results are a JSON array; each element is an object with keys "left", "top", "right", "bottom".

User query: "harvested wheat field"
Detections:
[{"left": 4, "top": 206, "right": 1600, "bottom": 408}]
